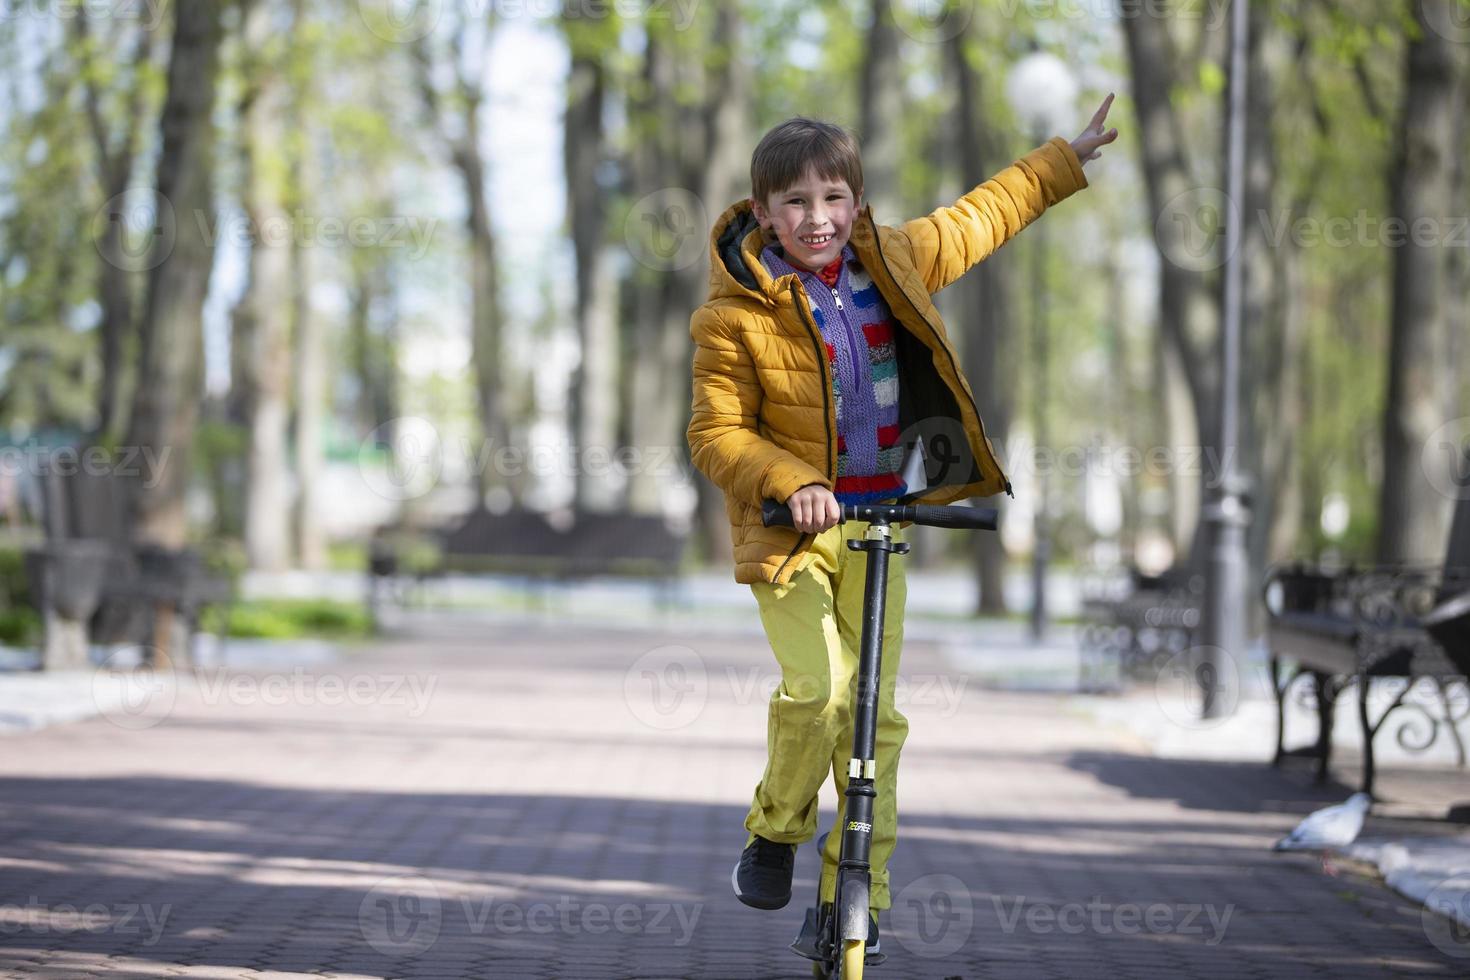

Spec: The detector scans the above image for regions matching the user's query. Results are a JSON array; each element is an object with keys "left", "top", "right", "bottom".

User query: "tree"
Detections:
[
  {"left": 1376, "top": 0, "right": 1466, "bottom": 563},
  {"left": 625, "top": 3, "right": 749, "bottom": 563},
  {"left": 229, "top": 0, "right": 295, "bottom": 570},
  {"left": 562, "top": 7, "right": 621, "bottom": 513},
  {"left": 859, "top": 0, "right": 902, "bottom": 224},
  {"left": 412, "top": 9, "right": 510, "bottom": 509},
  {"left": 126, "top": 0, "right": 227, "bottom": 548},
  {"left": 72, "top": 12, "right": 160, "bottom": 442},
  {"left": 1120, "top": 6, "right": 1226, "bottom": 572},
  {"left": 943, "top": 9, "right": 1015, "bottom": 613}
]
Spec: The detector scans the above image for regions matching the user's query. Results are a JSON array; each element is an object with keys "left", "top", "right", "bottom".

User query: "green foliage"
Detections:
[
  {"left": 1198, "top": 61, "right": 1225, "bottom": 97},
  {"left": 0, "top": 545, "right": 32, "bottom": 610},
  {"left": 0, "top": 544, "right": 40, "bottom": 647},
  {"left": 0, "top": 607, "right": 39, "bottom": 647},
  {"left": 209, "top": 598, "right": 373, "bottom": 641}
]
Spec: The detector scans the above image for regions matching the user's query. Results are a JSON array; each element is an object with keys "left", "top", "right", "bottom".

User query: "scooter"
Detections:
[{"left": 760, "top": 498, "right": 999, "bottom": 980}]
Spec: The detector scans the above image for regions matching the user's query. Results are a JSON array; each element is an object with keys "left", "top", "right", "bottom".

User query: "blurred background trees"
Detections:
[{"left": 1, "top": 0, "right": 1466, "bottom": 607}]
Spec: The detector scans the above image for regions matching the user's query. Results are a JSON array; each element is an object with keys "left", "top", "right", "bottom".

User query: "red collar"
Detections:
[{"left": 787, "top": 253, "right": 845, "bottom": 288}]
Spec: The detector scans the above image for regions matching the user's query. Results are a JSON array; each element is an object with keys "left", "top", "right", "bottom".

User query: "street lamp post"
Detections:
[
  {"left": 1199, "top": 0, "right": 1253, "bottom": 719},
  {"left": 1007, "top": 51, "right": 1077, "bottom": 644},
  {"left": 1029, "top": 148, "right": 1050, "bottom": 642}
]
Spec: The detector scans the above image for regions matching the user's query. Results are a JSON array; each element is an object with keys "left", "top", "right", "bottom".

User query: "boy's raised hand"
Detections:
[{"left": 1071, "top": 92, "right": 1119, "bottom": 168}]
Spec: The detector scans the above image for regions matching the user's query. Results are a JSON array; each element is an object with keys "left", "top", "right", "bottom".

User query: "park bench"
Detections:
[
  {"left": 370, "top": 507, "right": 690, "bottom": 613},
  {"left": 1079, "top": 566, "right": 1203, "bottom": 691},
  {"left": 1264, "top": 493, "right": 1470, "bottom": 795},
  {"left": 24, "top": 466, "right": 232, "bottom": 670}
]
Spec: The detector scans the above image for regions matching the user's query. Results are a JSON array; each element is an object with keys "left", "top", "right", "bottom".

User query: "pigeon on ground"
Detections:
[{"left": 1273, "top": 792, "right": 1372, "bottom": 874}]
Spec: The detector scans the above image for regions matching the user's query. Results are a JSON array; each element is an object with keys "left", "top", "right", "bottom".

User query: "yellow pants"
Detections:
[{"left": 743, "top": 511, "right": 908, "bottom": 911}]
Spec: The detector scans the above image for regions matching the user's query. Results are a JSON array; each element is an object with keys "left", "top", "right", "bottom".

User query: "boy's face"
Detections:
[{"left": 751, "top": 166, "right": 862, "bottom": 272}]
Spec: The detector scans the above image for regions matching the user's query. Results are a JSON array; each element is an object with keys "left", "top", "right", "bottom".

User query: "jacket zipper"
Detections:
[
  {"left": 772, "top": 279, "right": 837, "bottom": 584},
  {"left": 868, "top": 216, "right": 1014, "bottom": 499},
  {"left": 830, "top": 285, "right": 863, "bottom": 432}
]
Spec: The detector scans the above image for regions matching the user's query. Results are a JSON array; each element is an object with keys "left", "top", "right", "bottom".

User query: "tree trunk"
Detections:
[
  {"left": 1376, "top": 0, "right": 1464, "bottom": 563},
  {"left": 74, "top": 12, "right": 154, "bottom": 442},
  {"left": 231, "top": 0, "right": 293, "bottom": 571},
  {"left": 412, "top": 26, "right": 509, "bottom": 510},
  {"left": 860, "top": 0, "right": 902, "bottom": 223},
  {"left": 627, "top": 5, "right": 747, "bottom": 574},
  {"left": 1236, "top": 0, "right": 1292, "bottom": 636},
  {"left": 125, "top": 0, "right": 226, "bottom": 548},
  {"left": 562, "top": 26, "right": 620, "bottom": 512},
  {"left": 349, "top": 250, "right": 399, "bottom": 440},
  {"left": 292, "top": 144, "right": 326, "bottom": 570},
  {"left": 624, "top": 27, "right": 681, "bottom": 518},
  {"left": 1121, "top": 9, "right": 1222, "bottom": 572},
  {"left": 689, "top": 4, "right": 749, "bottom": 564},
  {"left": 944, "top": 15, "right": 1012, "bottom": 612}
]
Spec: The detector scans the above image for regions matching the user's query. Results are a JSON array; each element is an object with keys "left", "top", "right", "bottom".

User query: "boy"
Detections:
[{"left": 686, "top": 99, "right": 1117, "bottom": 955}]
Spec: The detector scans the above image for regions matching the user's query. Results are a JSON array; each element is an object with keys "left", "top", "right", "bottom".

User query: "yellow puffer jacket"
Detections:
[{"left": 687, "top": 136, "right": 1089, "bottom": 586}]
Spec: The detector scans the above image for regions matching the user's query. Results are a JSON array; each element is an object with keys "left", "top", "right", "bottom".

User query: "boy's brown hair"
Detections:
[{"left": 749, "top": 117, "right": 865, "bottom": 206}]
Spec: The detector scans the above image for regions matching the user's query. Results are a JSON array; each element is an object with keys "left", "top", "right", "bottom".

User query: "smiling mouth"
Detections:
[{"left": 800, "top": 233, "right": 834, "bottom": 247}]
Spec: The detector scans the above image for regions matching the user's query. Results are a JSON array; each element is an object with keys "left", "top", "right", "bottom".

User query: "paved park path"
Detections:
[{"left": 0, "top": 615, "right": 1465, "bottom": 979}]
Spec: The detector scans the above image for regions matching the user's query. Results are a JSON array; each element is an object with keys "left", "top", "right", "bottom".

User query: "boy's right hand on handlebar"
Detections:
[{"left": 785, "top": 484, "right": 840, "bottom": 534}]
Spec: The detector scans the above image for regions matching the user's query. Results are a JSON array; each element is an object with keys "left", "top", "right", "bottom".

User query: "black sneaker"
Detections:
[{"left": 732, "top": 834, "right": 796, "bottom": 909}]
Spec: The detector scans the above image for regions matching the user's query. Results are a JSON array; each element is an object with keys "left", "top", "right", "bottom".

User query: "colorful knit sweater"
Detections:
[{"left": 760, "top": 242, "right": 908, "bottom": 504}]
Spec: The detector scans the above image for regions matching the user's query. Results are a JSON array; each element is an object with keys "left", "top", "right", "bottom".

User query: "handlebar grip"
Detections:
[
  {"left": 908, "top": 503, "right": 998, "bottom": 530},
  {"left": 761, "top": 498, "right": 999, "bottom": 531},
  {"left": 762, "top": 499, "right": 795, "bottom": 527}
]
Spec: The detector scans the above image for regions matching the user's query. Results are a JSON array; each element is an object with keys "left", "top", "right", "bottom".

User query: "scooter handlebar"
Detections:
[{"left": 761, "top": 498, "right": 998, "bottom": 531}]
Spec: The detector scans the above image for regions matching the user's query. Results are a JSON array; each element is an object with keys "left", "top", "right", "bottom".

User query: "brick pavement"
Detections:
[{"left": 0, "top": 616, "right": 1465, "bottom": 979}]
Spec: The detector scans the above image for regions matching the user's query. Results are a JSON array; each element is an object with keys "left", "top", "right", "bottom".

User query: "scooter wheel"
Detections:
[{"left": 840, "top": 938, "right": 865, "bottom": 979}]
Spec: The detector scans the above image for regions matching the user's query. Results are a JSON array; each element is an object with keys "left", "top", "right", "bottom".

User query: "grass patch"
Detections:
[
  {"left": 207, "top": 598, "right": 373, "bottom": 641},
  {"left": 0, "top": 607, "right": 40, "bottom": 646}
]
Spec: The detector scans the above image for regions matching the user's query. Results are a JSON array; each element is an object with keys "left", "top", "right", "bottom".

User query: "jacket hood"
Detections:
[{"left": 706, "top": 198, "right": 775, "bottom": 304}]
